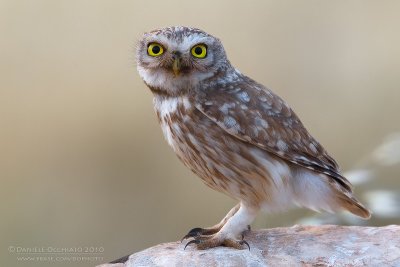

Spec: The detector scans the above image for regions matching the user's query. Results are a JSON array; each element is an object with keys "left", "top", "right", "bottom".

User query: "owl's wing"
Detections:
[{"left": 194, "top": 76, "right": 353, "bottom": 191}]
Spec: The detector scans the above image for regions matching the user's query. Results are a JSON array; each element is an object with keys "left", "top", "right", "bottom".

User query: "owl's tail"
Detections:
[{"left": 337, "top": 192, "right": 371, "bottom": 219}]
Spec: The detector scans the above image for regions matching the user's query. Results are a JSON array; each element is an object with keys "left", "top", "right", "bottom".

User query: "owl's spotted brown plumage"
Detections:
[{"left": 136, "top": 26, "right": 370, "bottom": 250}]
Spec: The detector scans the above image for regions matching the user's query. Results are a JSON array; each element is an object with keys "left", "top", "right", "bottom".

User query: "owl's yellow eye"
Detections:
[
  {"left": 191, "top": 44, "right": 207, "bottom": 58},
  {"left": 147, "top": 43, "right": 164, "bottom": 57}
]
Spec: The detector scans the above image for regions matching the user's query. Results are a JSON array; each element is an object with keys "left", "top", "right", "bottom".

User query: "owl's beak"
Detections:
[{"left": 172, "top": 57, "right": 181, "bottom": 76}]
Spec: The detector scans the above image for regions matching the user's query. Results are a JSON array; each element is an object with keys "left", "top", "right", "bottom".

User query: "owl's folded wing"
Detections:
[{"left": 194, "top": 76, "right": 353, "bottom": 192}]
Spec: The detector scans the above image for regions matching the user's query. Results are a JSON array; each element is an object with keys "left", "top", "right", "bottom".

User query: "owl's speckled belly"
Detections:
[{"left": 154, "top": 96, "right": 294, "bottom": 209}]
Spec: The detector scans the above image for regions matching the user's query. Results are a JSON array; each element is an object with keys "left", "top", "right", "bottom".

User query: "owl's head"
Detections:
[{"left": 136, "top": 26, "right": 230, "bottom": 95}]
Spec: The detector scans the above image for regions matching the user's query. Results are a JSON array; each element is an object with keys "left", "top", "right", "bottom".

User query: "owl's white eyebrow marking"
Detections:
[{"left": 148, "top": 34, "right": 212, "bottom": 53}]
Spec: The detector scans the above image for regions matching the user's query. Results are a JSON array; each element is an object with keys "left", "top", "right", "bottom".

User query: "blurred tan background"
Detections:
[{"left": 1, "top": 0, "right": 400, "bottom": 266}]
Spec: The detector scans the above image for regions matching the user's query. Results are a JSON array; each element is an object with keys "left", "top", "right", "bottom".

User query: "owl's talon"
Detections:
[
  {"left": 181, "top": 227, "right": 203, "bottom": 242},
  {"left": 184, "top": 239, "right": 200, "bottom": 250},
  {"left": 239, "top": 240, "right": 250, "bottom": 251},
  {"left": 181, "top": 226, "right": 221, "bottom": 242}
]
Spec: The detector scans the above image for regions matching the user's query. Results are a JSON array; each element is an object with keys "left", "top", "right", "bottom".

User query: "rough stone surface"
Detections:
[{"left": 99, "top": 225, "right": 400, "bottom": 267}]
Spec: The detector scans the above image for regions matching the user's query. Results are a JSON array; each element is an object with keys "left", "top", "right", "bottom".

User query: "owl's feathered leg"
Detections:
[
  {"left": 184, "top": 202, "right": 258, "bottom": 250},
  {"left": 181, "top": 203, "right": 240, "bottom": 241}
]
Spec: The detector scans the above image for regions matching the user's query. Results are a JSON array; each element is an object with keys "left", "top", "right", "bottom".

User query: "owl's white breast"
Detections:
[{"left": 153, "top": 96, "right": 192, "bottom": 149}]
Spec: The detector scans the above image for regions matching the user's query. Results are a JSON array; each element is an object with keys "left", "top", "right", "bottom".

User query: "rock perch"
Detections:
[{"left": 98, "top": 225, "right": 400, "bottom": 267}]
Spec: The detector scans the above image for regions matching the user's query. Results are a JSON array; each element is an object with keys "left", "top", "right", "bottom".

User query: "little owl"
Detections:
[{"left": 136, "top": 26, "right": 370, "bottom": 250}]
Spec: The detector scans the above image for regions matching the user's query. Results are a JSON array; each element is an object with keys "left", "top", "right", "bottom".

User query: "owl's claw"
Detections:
[
  {"left": 181, "top": 227, "right": 219, "bottom": 242},
  {"left": 181, "top": 227, "right": 202, "bottom": 242},
  {"left": 239, "top": 239, "right": 250, "bottom": 251},
  {"left": 184, "top": 239, "right": 200, "bottom": 250}
]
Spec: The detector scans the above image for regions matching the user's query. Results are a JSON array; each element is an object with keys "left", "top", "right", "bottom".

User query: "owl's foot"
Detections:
[
  {"left": 183, "top": 203, "right": 256, "bottom": 250},
  {"left": 184, "top": 232, "right": 250, "bottom": 250},
  {"left": 181, "top": 204, "right": 242, "bottom": 242}
]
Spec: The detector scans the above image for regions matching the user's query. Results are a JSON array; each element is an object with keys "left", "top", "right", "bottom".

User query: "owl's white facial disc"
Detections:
[{"left": 136, "top": 26, "right": 231, "bottom": 96}]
